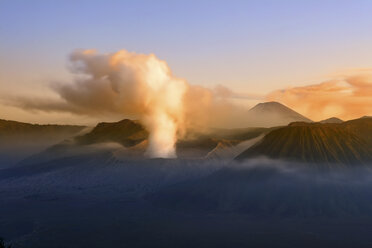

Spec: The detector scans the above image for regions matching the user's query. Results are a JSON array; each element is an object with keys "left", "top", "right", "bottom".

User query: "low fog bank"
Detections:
[
  {"left": 2, "top": 155, "right": 372, "bottom": 214},
  {"left": 0, "top": 138, "right": 75, "bottom": 167},
  {"left": 0, "top": 127, "right": 90, "bottom": 167},
  {"left": 2, "top": 152, "right": 372, "bottom": 247},
  {"left": 150, "top": 159, "right": 372, "bottom": 217}
]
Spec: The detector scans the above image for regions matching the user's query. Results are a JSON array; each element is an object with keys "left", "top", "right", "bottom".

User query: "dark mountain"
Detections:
[
  {"left": 205, "top": 127, "right": 276, "bottom": 141},
  {"left": 247, "top": 101, "right": 312, "bottom": 127},
  {"left": 319, "top": 117, "right": 343, "bottom": 124},
  {"left": 236, "top": 117, "right": 372, "bottom": 166},
  {"left": 76, "top": 119, "right": 148, "bottom": 147},
  {"left": 0, "top": 119, "right": 85, "bottom": 165},
  {"left": 176, "top": 138, "right": 241, "bottom": 158},
  {"left": 75, "top": 119, "right": 274, "bottom": 158},
  {"left": 0, "top": 119, "right": 84, "bottom": 138}
]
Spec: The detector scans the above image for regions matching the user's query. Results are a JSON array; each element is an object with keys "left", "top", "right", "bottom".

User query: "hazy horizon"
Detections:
[
  {"left": 1, "top": 2, "right": 372, "bottom": 247},
  {"left": 1, "top": 0, "right": 372, "bottom": 125}
]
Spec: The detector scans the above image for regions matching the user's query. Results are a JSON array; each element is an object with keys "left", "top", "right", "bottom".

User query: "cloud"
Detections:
[
  {"left": 267, "top": 73, "right": 372, "bottom": 121},
  {"left": 52, "top": 49, "right": 188, "bottom": 158},
  {"left": 213, "top": 84, "right": 263, "bottom": 100},
  {"left": 6, "top": 49, "right": 259, "bottom": 157},
  {"left": 6, "top": 49, "right": 262, "bottom": 129}
]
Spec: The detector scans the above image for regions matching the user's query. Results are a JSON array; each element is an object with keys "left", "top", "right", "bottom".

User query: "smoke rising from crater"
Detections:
[
  {"left": 7, "top": 49, "right": 260, "bottom": 158},
  {"left": 64, "top": 49, "right": 187, "bottom": 158}
]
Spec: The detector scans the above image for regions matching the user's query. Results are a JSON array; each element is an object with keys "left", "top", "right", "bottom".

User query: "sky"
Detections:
[{"left": 1, "top": 0, "right": 372, "bottom": 124}]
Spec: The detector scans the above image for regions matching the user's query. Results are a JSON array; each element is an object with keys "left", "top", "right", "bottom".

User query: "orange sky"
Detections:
[
  {"left": 267, "top": 71, "right": 372, "bottom": 121},
  {"left": 1, "top": 65, "right": 371, "bottom": 125},
  {"left": 1, "top": 1, "right": 372, "bottom": 125}
]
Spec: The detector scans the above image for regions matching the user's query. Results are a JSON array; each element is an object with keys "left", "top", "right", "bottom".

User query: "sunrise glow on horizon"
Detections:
[{"left": 1, "top": 0, "right": 371, "bottom": 124}]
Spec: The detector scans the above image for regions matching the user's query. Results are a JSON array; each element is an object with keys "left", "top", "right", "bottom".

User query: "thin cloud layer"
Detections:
[{"left": 267, "top": 74, "right": 372, "bottom": 121}]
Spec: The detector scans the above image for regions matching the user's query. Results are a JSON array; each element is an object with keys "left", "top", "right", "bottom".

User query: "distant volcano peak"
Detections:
[
  {"left": 251, "top": 101, "right": 287, "bottom": 109},
  {"left": 247, "top": 101, "right": 312, "bottom": 127},
  {"left": 319, "top": 117, "right": 343, "bottom": 124}
]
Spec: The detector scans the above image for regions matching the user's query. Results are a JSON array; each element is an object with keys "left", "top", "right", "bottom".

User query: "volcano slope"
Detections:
[
  {"left": 75, "top": 119, "right": 148, "bottom": 147},
  {"left": 0, "top": 119, "right": 85, "bottom": 166},
  {"left": 236, "top": 117, "right": 372, "bottom": 166},
  {"left": 246, "top": 101, "right": 312, "bottom": 127},
  {"left": 74, "top": 119, "right": 275, "bottom": 158}
]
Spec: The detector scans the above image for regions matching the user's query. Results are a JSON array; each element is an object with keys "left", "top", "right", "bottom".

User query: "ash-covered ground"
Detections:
[{"left": 1, "top": 144, "right": 372, "bottom": 248}]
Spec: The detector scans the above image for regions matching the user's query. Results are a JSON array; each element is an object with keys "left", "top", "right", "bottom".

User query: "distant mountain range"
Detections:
[
  {"left": 0, "top": 119, "right": 84, "bottom": 138},
  {"left": 236, "top": 117, "right": 372, "bottom": 166},
  {"left": 319, "top": 117, "right": 343, "bottom": 124},
  {"left": 0, "top": 119, "right": 85, "bottom": 165},
  {"left": 72, "top": 101, "right": 310, "bottom": 157},
  {"left": 75, "top": 119, "right": 273, "bottom": 158},
  {"left": 1, "top": 103, "right": 371, "bottom": 166}
]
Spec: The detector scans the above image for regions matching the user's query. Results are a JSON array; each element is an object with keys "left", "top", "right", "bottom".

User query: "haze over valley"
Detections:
[
  {"left": 1, "top": 1, "right": 372, "bottom": 247},
  {"left": 1, "top": 103, "right": 372, "bottom": 247}
]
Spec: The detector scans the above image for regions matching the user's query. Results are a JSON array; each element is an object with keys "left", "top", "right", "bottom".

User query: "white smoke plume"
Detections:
[
  {"left": 6, "top": 49, "right": 259, "bottom": 158},
  {"left": 66, "top": 49, "right": 186, "bottom": 158}
]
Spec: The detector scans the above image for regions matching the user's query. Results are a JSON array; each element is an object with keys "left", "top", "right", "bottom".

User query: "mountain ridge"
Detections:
[
  {"left": 319, "top": 117, "right": 343, "bottom": 124},
  {"left": 0, "top": 118, "right": 85, "bottom": 136},
  {"left": 247, "top": 101, "right": 312, "bottom": 127},
  {"left": 236, "top": 117, "right": 372, "bottom": 166}
]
